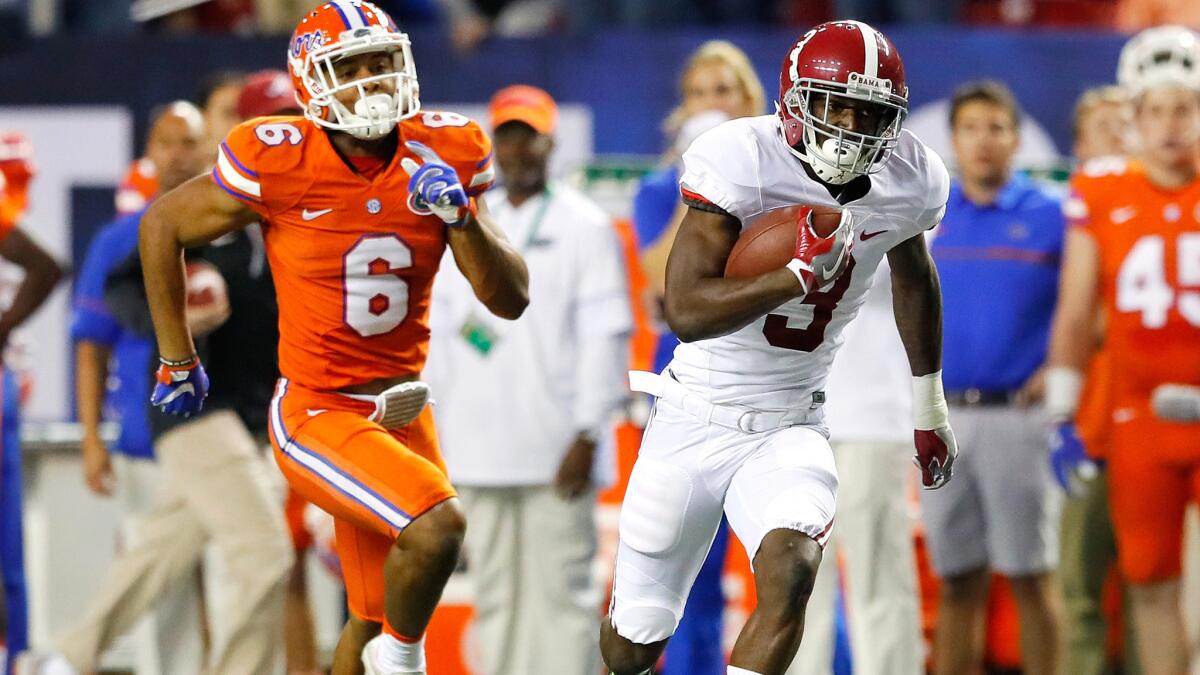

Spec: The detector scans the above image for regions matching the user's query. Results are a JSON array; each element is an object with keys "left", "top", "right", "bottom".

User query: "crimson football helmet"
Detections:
[
  {"left": 778, "top": 20, "right": 908, "bottom": 185},
  {"left": 288, "top": 1, "right": 420, "bottom": 140}
]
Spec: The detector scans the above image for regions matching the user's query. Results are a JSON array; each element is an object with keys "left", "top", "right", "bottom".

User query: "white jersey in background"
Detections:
[{"left": 671, "top": 115, "right": 949, "bottom": 413}]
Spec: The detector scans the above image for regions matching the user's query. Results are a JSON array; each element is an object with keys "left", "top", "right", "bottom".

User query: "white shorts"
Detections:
[{"left": 609, "top": 396, "right": 838, "bottom": 645}]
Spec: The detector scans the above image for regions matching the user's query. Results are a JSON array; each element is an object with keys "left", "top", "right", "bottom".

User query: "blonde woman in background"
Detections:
[{"left": 630, "top": 39, "right": 764, "bottom": 675}]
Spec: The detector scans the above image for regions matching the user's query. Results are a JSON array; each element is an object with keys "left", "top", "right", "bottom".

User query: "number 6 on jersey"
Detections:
[{"left": 343, "top": 235, "right": 413, "bottom": 337}]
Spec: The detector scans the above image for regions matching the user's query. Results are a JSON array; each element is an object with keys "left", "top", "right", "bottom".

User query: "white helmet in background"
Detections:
[{"left": 1117, "top": 25, "right": 1200, "bottom": 93}]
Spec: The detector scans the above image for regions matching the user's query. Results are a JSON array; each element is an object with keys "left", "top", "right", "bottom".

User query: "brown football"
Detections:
[{"left": 724, "top": 204, "right": 843, "bottom": 278}]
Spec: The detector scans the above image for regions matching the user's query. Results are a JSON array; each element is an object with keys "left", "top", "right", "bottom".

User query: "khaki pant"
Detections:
[
  {"left": 789, "top": 441, "right": 924, "bottom": 675},
  {"left": 458, "top": 485, "right": 601, "bottom": 675},
  {"left": 1059, "top": 474, "right": 1142, "bottom": 675},
  {"left": 111, "top": 454, "right": 205, "bottom": 675},
  {"left": 60, "top": 410, "right": 292, "bottom": 675}
]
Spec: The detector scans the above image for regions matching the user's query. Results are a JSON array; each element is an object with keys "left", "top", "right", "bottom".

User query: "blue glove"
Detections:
[
  {"left": 151, "top": 357, "right": 210, "bottom": 417},
  {"left": 1049, "top": 422, "right": 1101, "bottom": 497},
  {"left": 400, "top": 140, "right": 471, "bottom": 225}
]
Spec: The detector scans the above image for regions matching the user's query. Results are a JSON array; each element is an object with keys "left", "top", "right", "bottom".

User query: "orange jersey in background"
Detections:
[
  {"left": 1067, "top": 158, "right": 1200, "bottom": 427},
  {"left": 1067, "top": 157, "right": 1200, "bottom": 582},
  {"left": 215, "top": 113, "right": 494, "bottom": 391},
  {"left": 115, "top": 157, "right": 158, "bottom": 215}
]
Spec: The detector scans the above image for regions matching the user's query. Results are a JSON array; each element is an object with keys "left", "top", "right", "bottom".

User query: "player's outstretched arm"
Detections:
[
  {"left": 446, "top": 197, "right": 530, "bottom": 320},
  {"left": 1044, "top": 228, "right": 1101, "bottom": 419},
  {"left": 663, "top": 206, "right": 801, "bottom": 342},
  {"left": 888, "top": 232, "right": 942, "bottom": 377},
  {"left": 140, "top": 175, "right": 257, "bottom": 361}
]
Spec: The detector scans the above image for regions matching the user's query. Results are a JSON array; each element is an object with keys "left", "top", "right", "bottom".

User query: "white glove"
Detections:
[
  {"left": 368, "top": 381, "right": 432, "bottom": 429},
  {"left": 1152, "top": 383, "right": 1200, "bottom": 422},
  {"left": 400, "top": 140, "right": 471, "bottom": 225}
]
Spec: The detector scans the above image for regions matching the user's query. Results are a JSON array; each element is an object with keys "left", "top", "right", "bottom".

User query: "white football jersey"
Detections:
[{"left": 671, "top": 114, "right": 949, "bottom": 411}]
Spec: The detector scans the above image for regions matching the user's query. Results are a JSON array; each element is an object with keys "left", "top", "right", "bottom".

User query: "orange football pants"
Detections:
[
  {"left": 1108, "top": 404, "right": 1200, "bottom": 584},
  {"left": 268, "top": 378, "right": 456, "bottom": 622}
]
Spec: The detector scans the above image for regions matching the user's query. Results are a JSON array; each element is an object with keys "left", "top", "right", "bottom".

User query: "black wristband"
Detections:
[{"left": 159, "top": 355, "right": 198, "bottom": 368}]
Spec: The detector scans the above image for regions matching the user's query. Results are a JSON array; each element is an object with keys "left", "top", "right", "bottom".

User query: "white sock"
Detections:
[
  {"left": 374, "top": 633, "right": 426, "bottom": 673},
  {"left": 728, "top": 667, "right": 764, "bottom": 675}
]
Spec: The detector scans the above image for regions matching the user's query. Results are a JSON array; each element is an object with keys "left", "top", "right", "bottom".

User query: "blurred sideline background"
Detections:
[{"left": 1, "top": 0, "right": 1198, "bottom": 672}]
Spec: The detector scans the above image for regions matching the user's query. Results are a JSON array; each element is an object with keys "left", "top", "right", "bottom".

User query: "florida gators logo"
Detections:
[{"left": 290, "top": 30, "right": 326, "bottom": 58}]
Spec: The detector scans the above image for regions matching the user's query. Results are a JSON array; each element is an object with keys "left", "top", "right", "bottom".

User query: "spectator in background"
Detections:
[
  {"left": 234, "top": 68, "right": 327, "bottom": 675},
  {"left": 923, "top": 80, "right": 1064, "bottom": 675},
  {"left": 61, "top": 103, "right": 210, "bottom": 675},
  {"left": 630, "top": 39, "right": 763, "bottom": 675},
  {"left": 426, "top": 85, "right": 631, "bottom": 675},
  {"left": 1055, "top": 84, "right": 1136, "bottom": 675},
  {"left": 1116, "top": 0, "right": 1200, "bottom": 31},
  {"left": 0, "top": 133, "right": 67, "bottom": 675},
  {"left": 113, "top": 70, "right": 243, "bottom": 217},
  {"left": 19, "top": 102, "right": 292, "bottom": 675},
  {"left": 1048, "top": 25, "right": 1200, "bottom": 675},
  {"left": 788, "top": 251, "right": 924, "bottom": 674},
  {"left": 195, "top": 70, "right": 246, "bottom": 154}
]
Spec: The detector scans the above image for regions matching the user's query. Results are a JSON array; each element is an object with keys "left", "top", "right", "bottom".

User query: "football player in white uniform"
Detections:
[{"left": 600, "top": 21, "right": 957, "bottom": 675}]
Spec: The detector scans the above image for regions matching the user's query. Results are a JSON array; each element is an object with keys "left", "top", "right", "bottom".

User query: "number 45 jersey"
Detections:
[
  {"left": 1066, "top": 158, "right": 1200, "bottom": 407},
  {"left": 213, "top": 113, "right": 495, "bottom": 391},
  {"left": 673, "top": 115, "right": 949, "bottom": 411}
]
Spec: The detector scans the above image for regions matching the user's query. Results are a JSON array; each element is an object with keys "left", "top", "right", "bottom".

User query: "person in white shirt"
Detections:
[
  {"left": 787, "top": 260, "right": 923, "bottom": 675},
  {"left": 425, "top": 84, "right": 633, "bottom": 675}
]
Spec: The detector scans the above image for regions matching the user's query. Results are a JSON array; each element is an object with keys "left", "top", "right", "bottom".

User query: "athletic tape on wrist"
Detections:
[
  {"left": 912, "top": 370, "right": 949, "bottom": 430},
  {"left": 1044, "top": 366, "right": 1083, "bottom": 421}
]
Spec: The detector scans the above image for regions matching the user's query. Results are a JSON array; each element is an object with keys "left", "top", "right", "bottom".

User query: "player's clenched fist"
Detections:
[
  {"left": 786, "top": 205, "right": 854, "bottom": 296},
  {"left": 401, "top": 140, "right": 472, "bottom": 226},
  {"left": 911, "top": 371, "right": 958, "bottom": 489},
  {"left": 151, "top": 356, "right": 210, "bottom": 417}
]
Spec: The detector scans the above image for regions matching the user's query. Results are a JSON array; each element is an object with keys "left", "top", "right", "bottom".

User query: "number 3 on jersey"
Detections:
[
  {"left": 1118, "top": 233, "right": 1200, "bottom": 328},
  {"left": 344, "top": 235, "right": 412, "bottom": 337}
]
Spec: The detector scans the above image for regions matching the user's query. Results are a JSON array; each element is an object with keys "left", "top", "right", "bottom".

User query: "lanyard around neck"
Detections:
[{"left": 517, "top": 186, "right": 554, "bottom": 252}]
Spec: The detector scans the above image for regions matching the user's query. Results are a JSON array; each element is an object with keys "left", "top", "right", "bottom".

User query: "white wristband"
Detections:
[
  {"left": 912, "top": 370, "right": 949, "bottom": 430},
  {"left": 785, "top": 258, "right": 810, "bottom": 285},
  {"left": 1044, "top": 366, "right": 1083, "bottom": 421}
]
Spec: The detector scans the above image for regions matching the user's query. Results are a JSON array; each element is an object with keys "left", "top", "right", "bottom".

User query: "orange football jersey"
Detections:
[
  {"left": 213, "top": 112, "right": 495, "bottom": 390},
  {"left": 1066, "top": 158, "right": 1200, "bottom": 409}
]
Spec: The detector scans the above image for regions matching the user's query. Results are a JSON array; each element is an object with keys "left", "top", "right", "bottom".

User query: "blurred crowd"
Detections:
[
  {"left": 0, "top": 3, "right": 1199, "bottom": 674},
  {"left": 2, "top": 0, "right": 1200, "bottom": 47}
]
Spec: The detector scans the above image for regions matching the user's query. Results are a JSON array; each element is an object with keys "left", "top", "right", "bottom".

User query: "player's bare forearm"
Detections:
[
  {"left": 664, "top": 207, "right": 800, "bottom": 342},
  {"left": 140, "top": 175, "right": 256, "bottom": 360},
  {"left": 75, "top": 341, "right": 110, "bottom": 441},
  {"left": 447, "top": 199, "right": 529, "bottom": 320},
  {"left": 1047, "top": 229, "right": 1101, "bottom": 371},
  {"left": 888, "top": 233, "right": 942, "bottom": 377},
  {"left": 0, "top": 228, "right": 65, "bottom": 338}
]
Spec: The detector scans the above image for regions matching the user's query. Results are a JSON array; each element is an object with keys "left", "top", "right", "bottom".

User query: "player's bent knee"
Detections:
[
  {"left": 754, "top": 529, "right": 822, "bottom": 610},
  {"left": 609, "top": 604, "right": 678, "bottom": 645},
  {"left": 398, "top": 498, "right": 466, "bottom": 563}
]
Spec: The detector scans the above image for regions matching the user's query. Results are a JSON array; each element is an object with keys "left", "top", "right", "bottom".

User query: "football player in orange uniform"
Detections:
[
  {"left": 1047, "top": 26, "right": 1200, "bottom": 675},
  {"left": 138, "top": 3, "right": 529, "bottom": 674}
]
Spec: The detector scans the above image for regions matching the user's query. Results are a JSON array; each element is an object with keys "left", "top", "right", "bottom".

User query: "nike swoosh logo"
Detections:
[
  {"left": 860, "top": 229, "right": 887, "bottom": 241},
  {"left": 302, "top": 208, "right": 334, "bottom": 221},
  {"left": 306, "top": 408, "right": 327, "bottom": 417},
  {"left": 158, "top": 384, "right": 195, "bottom": 405}
]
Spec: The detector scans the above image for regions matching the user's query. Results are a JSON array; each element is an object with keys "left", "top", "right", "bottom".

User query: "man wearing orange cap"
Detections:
[{"left": 425, "top": 85, "right": 632, "bottom": 675}]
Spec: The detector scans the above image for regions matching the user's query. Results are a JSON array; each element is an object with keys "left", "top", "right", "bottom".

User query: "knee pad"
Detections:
[
  {"left": 619, "top": 458, "right": 692, "bottom": 555},
  {"left": 611, "top": 604, "right": 679, "bottom": 645}
]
